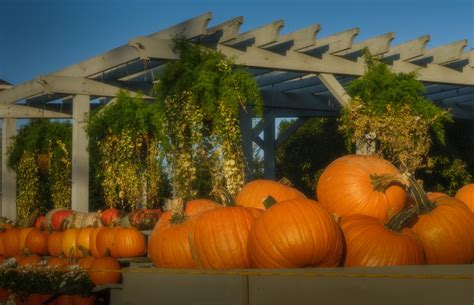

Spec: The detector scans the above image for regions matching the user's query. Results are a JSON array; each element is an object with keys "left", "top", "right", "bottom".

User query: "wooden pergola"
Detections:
[{"left": 1, "top": 12, "right": 473, "bottom": 219}]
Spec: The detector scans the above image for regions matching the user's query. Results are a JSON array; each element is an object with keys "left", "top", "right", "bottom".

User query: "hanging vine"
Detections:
[
  {"left": 154, "top": 38, "right": 262, "bottom": 199},
  {"left": 16, "top": 151, "right": 40, "bottom": 226},
  {"left": 48, "top": 139, "right": 72, "bottom": 209},
  {"left": 339, "top": 52, "right": 452, "bottom": 172},
  {"left": 87, "top": 92, "right": 169, "bottom": 211}
]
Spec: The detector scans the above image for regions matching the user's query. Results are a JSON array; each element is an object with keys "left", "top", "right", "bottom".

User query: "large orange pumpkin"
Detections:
[
  {"left": 25, "top": 228, "right": 50, "bottom": 255},
  {"left": 408, "top": 176, "right": 474, "bottom": 264},
  {"left": 62, "top": 228, "right": 81, "bottom": 259},
  {"left": 48, "top": 231, "right": 64, "bottom": 257},
  {"left": 95, "top": 227, "right": 117, "bottom": 257},
  {"left": 248, "top": 198, "right": 343, "bottom": 268},
  {"left": 18, "top": 227, "right": 34, "bottom": 251},
  {"left": 340, "top": 213, "right": 424, "bottom": 266},
  {"left": 149, "top": 199, "right": 221, "bottom": 268},
  {"left": 2, "top": 228, "right": 21, "bottom": 257},
  {"left": 189, "top": 205, "right": 259, "bottom": 269},
  {"left": 455, "top": 183, "right": 474, "bottom": 212},
  {"left": 236, "top": 179, "right": 306, "bottom": 210},
  {"left": 111, "top": 227, "right": 146, "bottom": 258},
  {"left": 89, "top": 256, "right": 121, "bottom": 285},
  {"left": 316, "top": 154, "right": 406, "bottom": 223},
  {"left": 76, "top": 227, "right": 94, "bottom": 256},
  {"left": 89, "top": 228, "right": 103, "bottom": 258}
]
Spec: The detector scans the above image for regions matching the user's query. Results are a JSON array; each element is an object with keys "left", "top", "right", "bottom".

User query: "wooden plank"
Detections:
[
  {"left": 410, "top": 40, "right": 467, "bottom": 65},
  {"left": 334, "top": 32, "right": 395, "bottom": 56},
  {"left": 223, "top": 20, "right": 284, "bottom": 47},
  {"left": 0, "top": 104, "right": 71, "bottom": 118},
  {"left": 1, "top": 118, "right": 16, "bottom": 220},
  {"left": 318, "top": 73, "right": 351, "bottom": 106},
  {"left": 384, "top": 35, "right": 430, "bottom": 61},
  {"left": 206, "top": 16, "right": 244, "bottom": 43},
  {"left": 298, "top": 28, "right": 359, "bottom": 54}
]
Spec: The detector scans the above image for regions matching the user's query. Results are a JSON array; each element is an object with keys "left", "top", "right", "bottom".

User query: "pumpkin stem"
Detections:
[
  {"left": 405, "top": 173, "right": 436, "bottom": 213},
  {"left": 168, "top": 198, "right": 186, "bottom": 225},
  {"left": 263, "top": 195, "right": 277, "bottom": 209},
  {"left": 278, "top": 177, "right": 294, "bottom": 187},
  {"left": 370, "top": 173, "right": 409, "bottom": 192},
  {"left": 211, "top": 186, "right": 235, "bottom": 207},
  {"left": 385, "top": 206, "right": 418, "bottom": 232}
]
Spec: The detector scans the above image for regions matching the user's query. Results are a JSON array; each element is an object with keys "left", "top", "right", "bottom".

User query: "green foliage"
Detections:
[
  {"left": 87, "top": 92, "right": 170, "bottom": 211},
  {"left": 339, "top": 52, "right": 452, "bottom": 171},
  {"left": 153, "top": 38, "right": 262, "bottom": 199},
  {"left": 276, "top": 118, "right": 348, "bottom": 197}
]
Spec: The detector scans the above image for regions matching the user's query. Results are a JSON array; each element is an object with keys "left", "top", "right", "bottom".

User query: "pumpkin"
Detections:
[
  {"left": 3, "top": 228, "right": 21, "bottom": 257},
  {"left": 95, "top": 227, "right": 117, "bottom": 257},
  {"left": 89, "top": 256, "right": 121, "bottom": 285},
  {"left": 149, "top": 198, "right": 221, "bottom": 268},
  {"left": 248, "top": 198, "right": 343, "bottom": 268},
  {"left": 45, "top": 208, "right": 73, "bottom": 231},
  {"left": 129, "top": 209, "right": 163, "bottom": 230},
  {"left": 427, "top": 192, "right": 448, "bottom": 202},
  {"left": 236, "top": 179, "right": 306, "bottom": 210},
  {"left": 455, "top": 183, "right": 474, "bottom": 212},
  {"left": 77, "top": 255, "right": 95, "bottom": 269},
  {"left": 408, "top": 176, "right": 474, "bottom": 264},
  {"left": 47, "top": 256, "right": 69, "bottom": 268},
  {"left": 189, "top": 205, "right": 259, "bottom": 269},
  {"left": 73, "top": 295, "right": 96, "bottom": 305},
  {"left": 62, "top": 228, "right": 81, "bottom": 259},
  {"left": 0, "top": 230, "right": 5, "bottom": 256},
  {"left": 316, "top": 154, "right": 406, "bottom": 223},
  {"left": 48, "top": 231, "right": 64, "bottom": 257},
  {"left": 111, "top": 227, "right": 146, "bottom": 258},
  {"left": 34, "top": 215, "right": 46, "bottom": 230},
  {"left": 89, "top": 228, "right": 103, "bottom": 258},
  {"left": 62, "top": 212, "right": 103, "bottom": 230},
  {"left": 15, "top": 253, "right": 42, "bottom": 266},
  {"left": 18, "top": 227, "right": 34, "bottom": 251},
  {"left": 100, "top": 208, "right": 123, "bottom": 227},
  {"left": 340, "top": 213, "right": 424, "bottom": 266},
  {"left": 76, "top": 227, "right": 94, "bottom": 256},
  {"left": 25, "top": 228, "right": 50, "bottom": 255}
]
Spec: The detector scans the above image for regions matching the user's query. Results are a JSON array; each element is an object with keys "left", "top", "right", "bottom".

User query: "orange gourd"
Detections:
[
  {"left": 62, "top": 228, "right": 81, "bottom": 259},
  {"left": 111, "top": 227, "right": 146, "bottom": 258},
  {"left": 89, "top": 228, "right": 103, "bottom": 258},
  {"left": 48, "top": 231, "right": 64, "bottom": 257},
  {"left": 76, "top": 227, "right": 94, "bottom": 255},
  {"left": 3, "top": 228, "right": 21, "bottom": 257},
  {"left": 236, "top": 179, "right": 306, "bottom": 210},
  {"left": 149, "top": 198, "right": 221, "bottom": 268},
  {"left": 25, "top": 228, "right": 50, "bottom": 255},
  {"left": 455, "top": 183, "right": 474, "bottom": 212},
  {"left": 316, "top": 154, "right": 406, "bottom": 223},
  {"left": 340, "top": 213, "right": 424, "bottom": 266},
  {"left": 248, "top": 198, "right": 343, "bottom": 268},
  {"left": 89, "top": 256, "right": 121, "bottom": 285},
  {"left": 95, "top": 227, "right": 117, "bottom": 257},
  {"left": 18, "top": 227, "right": 34, "bottom": 251}
]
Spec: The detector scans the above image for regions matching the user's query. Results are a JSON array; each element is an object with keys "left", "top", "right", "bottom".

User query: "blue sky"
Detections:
[{"left": 0, "top": 0, "right": 473, "bottom": 85}]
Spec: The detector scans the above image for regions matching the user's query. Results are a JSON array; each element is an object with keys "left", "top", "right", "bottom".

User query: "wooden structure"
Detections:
[{"left": 0, "top": 12, "right": 473, "bottom": 217}]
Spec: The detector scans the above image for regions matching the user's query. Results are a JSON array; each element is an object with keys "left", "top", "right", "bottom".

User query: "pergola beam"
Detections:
[
  {"left": 205, "top": 16, "right": 243, "bottom": 43},
  {"left": 0, "top": 104, "right": 71, "bottom": 118},
  {"left": 223, "top": 20, "right": 284, "bottom": 47},
  {"left": 411, "top": 40, "right": 467, "bottom": 65},
  {"left": 299, "top": 28, "right": 359, "bottom": 54},
  {"left": 261, "top": 90, "right": 339, "bottom": 111},
  {"left": 384, "top": 35, "right": 430, "bottom": 61},
  {"left": 318, "top": 73, "right": 351, "bottom": 106},
  {"left": 334, "top": 32, "right": 395, "bottom": 56},
  {"left": 264, "top": 24, "right": 320, "bottom": 51}
]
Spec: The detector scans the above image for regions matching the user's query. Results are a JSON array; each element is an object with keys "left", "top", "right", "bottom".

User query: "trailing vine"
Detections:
[
  {"left": 87, "top": 92, "right": 169, "bottom": 211},
  {"left": 16, "top": 151, "right": 40, "bottom": 226},
  {"left": 154, "top": 38, "right": 262, "bottom": 199},
  {"left": 339, "top": 52, "right": 452, "bottom": 172},
  {"left": 48, "top": 139, "right": 72, "bottom": 209}
]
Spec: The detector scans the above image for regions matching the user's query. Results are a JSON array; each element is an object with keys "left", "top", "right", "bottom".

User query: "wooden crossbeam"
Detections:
[
  {"left": 384, "top": 35, "right": 430, "bottom": 61},
  {"left": 410, "top": 40, "right": 467, "bottom": 65},
  {"left": 299, "top": 28, "right": 359, "bottom": 54},
  {"left": 256, "top": 71, "right": 305, "bottom": 87},
  {"left": 206, "top": 16, "right": 243, "bottom": 43},
  {"left": 392, "top": 61, "right": 474, "bottom": 85},
  {"left": 0, "top": 104, "right": 71, "bottom": 118},
  {"left": 318, "top": 73, "right": 351, "bottom": 106},
  {"left": 261, "top": 90, "right": 339, "bottom": 111},
  {"left": 223, "top": 20, "right": 284, "bottom": 47},
  {"left": 334, "top": 32, "right": 395, "bottom": 56},
  {"left": 264, "top": 24, "right": 320, "bottom": 51}
]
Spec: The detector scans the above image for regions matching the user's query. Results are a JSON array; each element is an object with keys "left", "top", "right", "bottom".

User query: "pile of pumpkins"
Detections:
[
  {"left": 148, "top": 154, "right": 474, "bottom": 269},
  {"left": 0, "top": 207, "right": 162, "bottom": 288}
]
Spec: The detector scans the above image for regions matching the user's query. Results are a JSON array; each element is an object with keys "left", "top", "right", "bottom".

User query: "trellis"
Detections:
[{"left": 0, "top": 12, "right": 473, "bottom": 218}]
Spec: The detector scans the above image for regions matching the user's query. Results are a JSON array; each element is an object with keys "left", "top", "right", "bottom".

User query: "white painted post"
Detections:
[
  {"left": 71, "top": 95, "right": 90, "bottom": 212},
  {"left": 1, "top": 118, "right": 17, "bottom": 220}
]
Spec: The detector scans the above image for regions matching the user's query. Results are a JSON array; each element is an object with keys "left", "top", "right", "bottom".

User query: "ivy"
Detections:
[
  {"left": 339, "top": 52, "right": 452, "bottom": 172},
  {"left": 153, "top": 38, "right": 262, "bottom": 199}
]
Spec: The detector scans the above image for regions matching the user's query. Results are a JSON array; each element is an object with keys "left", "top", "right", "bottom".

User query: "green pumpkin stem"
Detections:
[
  {"left": 263, "top": 195, "right": 277, "bottom": 209},
  {"left": 385, "top": 206, "right": 418, "bottom": 233},
  {"left": 211, "top": 186, "right": 236, "bottom": 207},
  {"left": 405, "top": 173, "right": 436, "bottom": 213},
  {"left": 370, "top": 173, "right": 409, "bottom": 192}
]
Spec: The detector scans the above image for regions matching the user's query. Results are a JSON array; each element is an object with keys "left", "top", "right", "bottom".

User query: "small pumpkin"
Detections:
[
  {"left": 89, "top": 256, "right": 122, "bottom": 285},
  {"left": 62, "top": 228, "right": 81, "bottom": 259},
  {"left": 100, "top": 208, "right": 123, "bottom": 227},
  {"left": 236, "top": 179, "right": 306, "bottom": 210},
  {"left": 248, "top": 198, "right": 343, "bottom": 268},
  {"left": 340, "top": 212, "right": 424, "bottom": 267},
  {"left": 408, "top": 175, "right": 474, "bottom": 264},
  {"left": 455, "top": 183, "right": 474, "bottom": 212},
  {"left": 76, "top": 227, "right": 94, "bottom": 255},
  {"left": 316, "top": 154, "right": 406, "bottom": 223},
  {"left": 111, "top": 227, "right": 146, "bottom": 258},
  {"left": 3, "top": 228, "right": 21, "bottom": 257},
  {"left": 45, "top": 208, "right": 73, "bottom": 231},
  {"left": 25, "top": 228, "right": 50, "bottom": 255},
  {"left": 89, "top": 228, "right": 104, "bottom": 258},
  {"left": 48, "top": 231, "right": 64, "bottom": 257}
]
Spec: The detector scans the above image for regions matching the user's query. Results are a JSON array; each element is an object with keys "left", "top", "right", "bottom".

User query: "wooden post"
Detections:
[
  {"left": 1, "top": 118, "right": 17, "bottom": 219},
  {"left": 71, "top": 95, "right": 89, "bottom": 212},
  {"left": 263, "top": 111, "right": 276, "bottom": 179}
]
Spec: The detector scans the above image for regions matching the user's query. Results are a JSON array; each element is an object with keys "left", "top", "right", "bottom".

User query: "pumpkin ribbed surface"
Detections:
[
  {"left": 48, "top": 231, "right": 64, "bottom": 257},
  {"left": 111, "top": 227, "right": 146, "bottom": 258},
  {"left": 25, "top": 228, "right": 50, "bottom": 255},
  {"left": 455, "top": 183, "right": 474, "bottom": 212}
]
